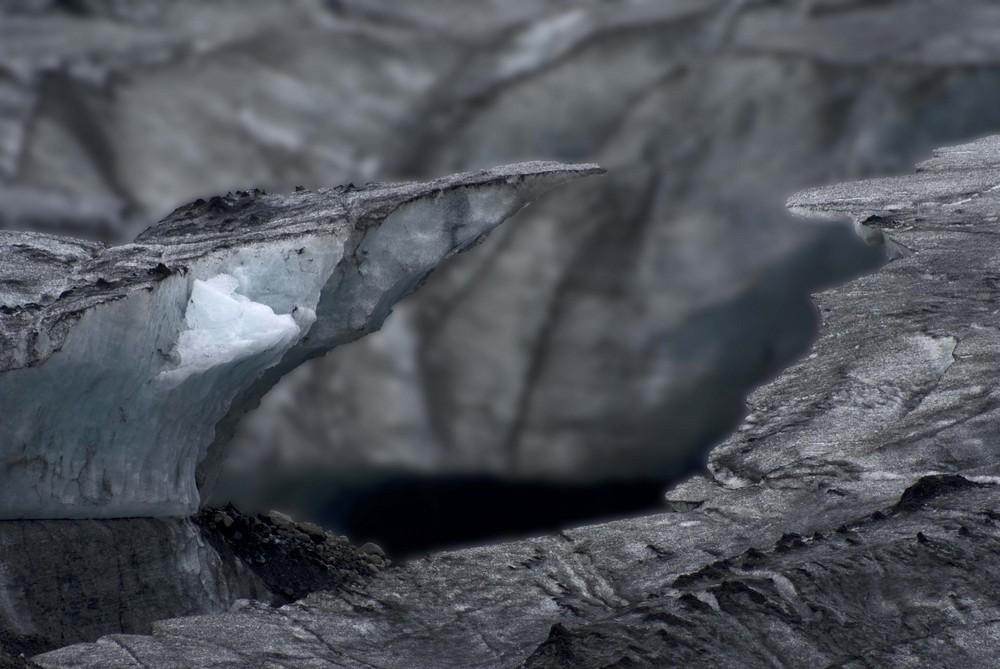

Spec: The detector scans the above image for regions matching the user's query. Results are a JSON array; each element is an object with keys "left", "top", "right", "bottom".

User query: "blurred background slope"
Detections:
[{"left": 5, "top": 0, "right": 1000, "bottom": 553}]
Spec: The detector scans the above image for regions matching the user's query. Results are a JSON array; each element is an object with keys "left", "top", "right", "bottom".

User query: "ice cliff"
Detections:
[{"left": 0, "top": 162, "right": 600, "bottom": 519}]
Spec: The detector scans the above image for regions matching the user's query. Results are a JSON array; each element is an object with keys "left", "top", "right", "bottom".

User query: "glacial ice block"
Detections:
[
  {"left": 160, "top": 274, "right": 303, "bottom": 384},
  {"left": 0, "top": 162, "right": 602, "bottom": 518}
]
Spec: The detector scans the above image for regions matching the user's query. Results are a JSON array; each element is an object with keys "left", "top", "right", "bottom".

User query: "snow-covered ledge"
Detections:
[{"left": 0, "top": 162, "right": 602, "bottom": 519}]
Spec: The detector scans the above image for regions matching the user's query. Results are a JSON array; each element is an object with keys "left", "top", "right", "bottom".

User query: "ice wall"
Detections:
[{"left": 0, "top": 162, "right": 601, "bottom": 518}]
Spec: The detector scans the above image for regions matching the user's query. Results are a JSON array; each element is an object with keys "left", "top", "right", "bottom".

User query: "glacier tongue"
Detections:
[{"left": 0, "top": 161, "right": 602, "bottom": 519}]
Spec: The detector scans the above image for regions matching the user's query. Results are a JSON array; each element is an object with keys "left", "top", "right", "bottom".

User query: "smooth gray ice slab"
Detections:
[{"left": 0, "top": 162, "right": 601, "bottom": 519}]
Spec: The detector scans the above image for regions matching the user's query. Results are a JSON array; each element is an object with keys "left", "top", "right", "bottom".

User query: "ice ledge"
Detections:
[
  {"left": 787, "top": 134, "right": 1000, "bottom": 226},
  {"left": 0, "top": 161, "right": 602, "bottom": 519}
]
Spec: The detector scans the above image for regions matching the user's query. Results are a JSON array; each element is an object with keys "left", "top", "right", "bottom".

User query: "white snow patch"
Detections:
[{"left": 160, "top": 274, "right": 301, "bottom": 383}]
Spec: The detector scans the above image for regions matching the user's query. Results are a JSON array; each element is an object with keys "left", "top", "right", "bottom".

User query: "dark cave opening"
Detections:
[{"left": 313, "top": 475, "right": 686, "bottom": 559}]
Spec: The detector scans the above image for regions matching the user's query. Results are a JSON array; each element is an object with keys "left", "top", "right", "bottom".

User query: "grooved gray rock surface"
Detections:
[
  {"left": 0, "top": 507, "right": 391, "bottom": 664},
  {"left": 33, "top": 135, "right": 1000, "bottom": 667},
  {"left": 0, "top": 517, "right": 271, "bottom": 661}
]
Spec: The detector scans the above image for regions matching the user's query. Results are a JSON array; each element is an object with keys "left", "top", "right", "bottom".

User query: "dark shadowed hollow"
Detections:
[{"left": 6, "top": 1, "right": 1000, "bottom": 555}]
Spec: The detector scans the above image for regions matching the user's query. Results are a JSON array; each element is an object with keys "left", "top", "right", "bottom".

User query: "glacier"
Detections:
[
  {"left": 0, "top": 162, "right": 601, "bottom": 519},
  {"left": 32, "top": 131, "right": 1000, "bottom": 669}
]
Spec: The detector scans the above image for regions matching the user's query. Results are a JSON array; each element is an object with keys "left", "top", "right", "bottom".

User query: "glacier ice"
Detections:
[
  {"left": 0, "top": 162, "right": 602, "bottom": 518},
  {"left": 159, "top": 274, "right": 304, "bottom": 384}
]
